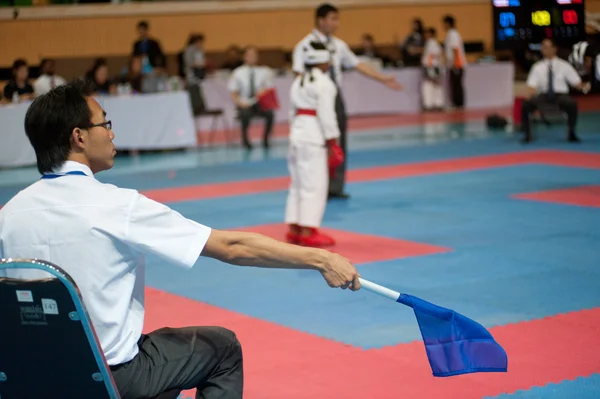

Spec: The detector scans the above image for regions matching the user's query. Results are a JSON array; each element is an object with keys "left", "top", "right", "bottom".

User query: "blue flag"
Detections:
[{"left": 397, "top": 293, "right": 508, "bottom": 377}]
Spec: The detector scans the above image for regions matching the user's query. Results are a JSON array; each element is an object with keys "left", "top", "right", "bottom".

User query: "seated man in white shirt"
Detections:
[
  {"left": 521, "top": 38, "right": 590, "bottom": 143},
  {"left": 228, "top": 46, "right": 275, "bottom": 150},
  {"left": 0, "top": 80, "right": 360, "bottom": 399},
  {"left": 33, "top": 58, "right": 67, "bottom": 97}
]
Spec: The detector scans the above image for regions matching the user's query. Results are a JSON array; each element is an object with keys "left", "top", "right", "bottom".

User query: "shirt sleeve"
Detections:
[
  {"left": 317, "top": 78, "right": 340, "bottom": 140},
  {"left": 338, "top": 40, "right": 360, "bottom": 69},
  {"left": 227, "top": 69, "right": 240, "bottom": 93},
  {"left": 292, "top": 40, "right": 306, "bottom": 75},
  {"left": 563, "top": 62, "right": 582, "bottom": 87},
  {"left": 124, "top": 193, "right": 212, "bottom": 269},
  {"left": 526, "top": 64, "right": 539, "bottom": 89}
]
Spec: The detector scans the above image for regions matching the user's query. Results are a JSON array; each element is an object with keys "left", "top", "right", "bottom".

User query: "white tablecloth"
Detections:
[
  {"left": 0, "top": 91, "right": 197, "bottom": 168},
  {"left": 1, "top": 63, "right": 514, "bottom": 168}
]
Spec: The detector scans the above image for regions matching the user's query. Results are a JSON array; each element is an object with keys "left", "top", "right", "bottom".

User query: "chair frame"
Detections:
[{"left": 0, "top": 258, "right": 121, "bottom": 399}]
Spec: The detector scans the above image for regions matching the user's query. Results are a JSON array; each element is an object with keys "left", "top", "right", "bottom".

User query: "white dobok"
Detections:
[{"left": 285, "top": 48, "right": 340, "bottom": 228}]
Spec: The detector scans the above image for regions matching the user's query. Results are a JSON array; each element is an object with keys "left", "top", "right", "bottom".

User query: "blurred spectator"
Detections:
[
  {"left": 443, "top": 14, "right": 466, "bottom": 108},
  {"left": 221, "top": 45, "right": 243, "bottom": 71},
  {"left": 228, "top": 46, "right": 275, "bottom": 149},
  {"left": 398, "top": 18, "right": 424, "bottom": 67},
  {"left": 184, "top": 34, "right": 207, "bottom": 84},
  {"left": 356, "top": 34, "right": 394, "bottom": 67},
  {"left": 2, "top": 59, "right": 34, "bottom": 104},
  {"left": 421, "top": 28, "right": 444, "bottom": 111},
  {"left": 34, "top": 58, "right": 66, "bottom": 97},
  {"left": 132, "top": 20, "right": 165, "bottom": 74},
  {"left": 118, "top": 56, "right": 144, "bottom": 93},
  {"left": 84, "top": 58, "right": 117, "bottom": 96}
]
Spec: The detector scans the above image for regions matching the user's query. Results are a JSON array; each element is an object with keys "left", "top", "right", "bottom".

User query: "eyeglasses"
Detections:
[{"left": 87, "top": 120, "right": 112, "bottom": 131}]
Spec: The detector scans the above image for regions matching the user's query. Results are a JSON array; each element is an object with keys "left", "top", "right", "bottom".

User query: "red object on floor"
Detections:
[
  {"left": 513, "top": 185, "right": 600, "bottom": 208},
  {"left": 237, "top": 223, "right": 450, "bottom": 264},
  {"left": 144, "top": 288, "right": 600, "bottom": 399}
]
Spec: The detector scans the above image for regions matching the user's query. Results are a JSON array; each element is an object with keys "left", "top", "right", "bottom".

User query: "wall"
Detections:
[{"left": 1, "top": 0, "right": 599, "bottom": 67}]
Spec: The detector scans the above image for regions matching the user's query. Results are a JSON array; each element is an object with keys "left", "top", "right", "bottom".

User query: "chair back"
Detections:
[{"left": 0, "top": 258, "right": 120, "bottom": 399}]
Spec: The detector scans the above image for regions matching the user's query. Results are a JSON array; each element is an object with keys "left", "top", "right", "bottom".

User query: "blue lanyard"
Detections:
[{"left": 40, "top": 171, "right": 88, "bottom": 179}]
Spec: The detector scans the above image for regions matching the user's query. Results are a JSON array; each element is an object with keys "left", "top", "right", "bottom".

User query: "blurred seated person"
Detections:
[
  {"left": 184, "top": 33, "right": 207, "bottom": 85},
  {"left": 221, "top": 45, "right": 243, "bottom": 71},
  {"left": 2, "top": 59, "right": 34, "bottom": 104},
  {"left": 521, "top": 38, "right": 590, "bottom": 143},
  {"left": 228, "top": 46, "right": 275, "bottom": 149},
  {"left": 84, "top": 58, "right": 117, "bottom": 96},
  {"left": 398, "top": 18, "right": 425, "bottom": 67},
  {"left": 118, "top": 56, "right": 144, "bottom": 93},
  {"left": 421, "top": 28, "right": 444, "bottom": 111},
  {"left": 132, "top": 20, "right": 165, "bottom": 74},
  {"left": 34, "top": 58, "right": 66, "bottom": 97},
  {"left": 355, "top": 34, "right": 393, "bottom": 67}
]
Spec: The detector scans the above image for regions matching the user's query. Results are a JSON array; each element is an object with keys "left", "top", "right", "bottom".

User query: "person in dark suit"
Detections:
[{"left": 131, "top": 20, "right": 166, "bottom": 74}]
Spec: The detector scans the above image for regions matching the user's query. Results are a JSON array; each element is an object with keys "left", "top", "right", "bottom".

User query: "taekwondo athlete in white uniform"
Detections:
[
  {"left": 421, "top": 27, "right": 445, "bottom": 111},
  {"left": 285, "top": 42, "right": 344, "bottom": 248},
  {"left": 292, "top": 3, "right": 402, "bottom": 200}
]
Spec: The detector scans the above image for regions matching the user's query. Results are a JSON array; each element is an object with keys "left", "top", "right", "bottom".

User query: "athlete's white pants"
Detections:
[
  {"left": 422, "top": 79, "right": 444, "bottom": 109},
  {"left": 284, "top": 143, "right": 328, "bottom": 228}
]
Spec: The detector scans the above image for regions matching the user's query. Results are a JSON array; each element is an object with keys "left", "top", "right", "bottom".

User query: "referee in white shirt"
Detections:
[
  {"left": 0, "top": 80, "right": 361, "bottom": 399},
  {"left": 228, "top": 46, "right": 275, "bottom": 149},
  {"left": 292, "top": 3, "right": 402, "bottom": 200},
  {"left": 521, "top": 38, "right": 589, "bottom": 143}
]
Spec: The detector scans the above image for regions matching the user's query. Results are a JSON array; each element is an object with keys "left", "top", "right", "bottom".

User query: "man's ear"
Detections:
[{"left": 71, "top": 127, "right": 86, "bottom": 150}]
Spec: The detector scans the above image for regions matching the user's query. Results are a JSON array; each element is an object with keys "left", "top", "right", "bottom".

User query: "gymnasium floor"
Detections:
[{"left": 1, "top": 104, "right": 599, "bottom": 398}]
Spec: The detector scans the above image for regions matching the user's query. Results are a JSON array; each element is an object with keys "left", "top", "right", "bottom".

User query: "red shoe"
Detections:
[
  {"left": 298, "top": 229, "right": 335, "bottom": 247},
  {"left": 286, "top": 231, "right": 299, "bottom": 243},
  {"left": 286, "top": 224, "right": 300, "bottom": 243}
]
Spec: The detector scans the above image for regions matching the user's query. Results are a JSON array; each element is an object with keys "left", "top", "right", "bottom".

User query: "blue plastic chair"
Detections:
[{"left": 0, "top": 258, "right": 120, "bottom": 399}]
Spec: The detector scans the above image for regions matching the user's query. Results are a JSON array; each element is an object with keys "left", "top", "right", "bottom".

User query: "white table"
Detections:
[{"left": 0, "top": 91, "right": 197, "bottom": 169}]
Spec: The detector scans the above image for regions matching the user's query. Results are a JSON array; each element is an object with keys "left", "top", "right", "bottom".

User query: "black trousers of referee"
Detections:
[
  {"left": 328, "top": 89, "right": 348, "bottom": 196},
  {"left": 520, "top": 94, "right": 578, "bottom": 142},
  {"left": 448, "top": 68, "right": 464, "bottom": 108},
  {"left": 110, "top": 326, "right": 243, "bottom": 399}
]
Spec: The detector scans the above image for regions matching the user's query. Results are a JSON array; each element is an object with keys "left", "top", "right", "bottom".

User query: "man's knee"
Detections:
[
  {"left": 558, "top": 96, "right": 577, "bottom": 111},
  {"left": 211, "top": 327, "right": 242, "bottom": 358}
]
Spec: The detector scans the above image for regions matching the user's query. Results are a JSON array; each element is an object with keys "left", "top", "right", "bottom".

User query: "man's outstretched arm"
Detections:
[{"left": 202, "top": 229, "right": 361, "bottom": 290}]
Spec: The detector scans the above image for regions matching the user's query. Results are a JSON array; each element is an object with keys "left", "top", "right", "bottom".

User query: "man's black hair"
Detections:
[
  {"left": 427, "top": 27, "right": 437, "bottom": 37},
  {"left": 315, "top": 3, "right": 338, "bottom": 23},
  {"left": 24, "top": 79, "right": 94, "bottom": 174},
  {"left": 12, "top": 58, "right": 27, "bottom": 71},
  {"left": 137, "top": 20, "right": 149, "bottom": 30},
  {"left": 443, "top": 15, "right": 455, "bottom": 28}
]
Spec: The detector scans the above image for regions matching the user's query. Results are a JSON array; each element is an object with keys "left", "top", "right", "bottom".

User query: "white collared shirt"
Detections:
[
  {"left": 33, "top": 74, "right": 67, "bottom": 97},
  {"left": 444, "top": 28, "right": 466, "bottom": 68},
  {"left": 289, "top": 67, "right": 340, "bottom": 146},
  {"left": 526, "top": 57, "right": 582, "bottom": 94},
  {"left": 422, "top": 38, "right": 443, "bottom": 67},
  {"left": 227, "top": 64, "right": 274, "bottom": 102},
  {"left": 292, "top": 29, "right": 360, "bottom": 87},
  {"left": 0, "top": 161, "right": 212, "bottom": 366}
]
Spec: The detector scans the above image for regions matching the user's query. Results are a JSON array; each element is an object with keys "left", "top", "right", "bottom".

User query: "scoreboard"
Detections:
[{"left": 493, "top": 0, "right": 586, "bottom": 50}]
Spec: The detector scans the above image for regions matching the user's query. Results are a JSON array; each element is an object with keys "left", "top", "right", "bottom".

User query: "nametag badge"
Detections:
[
  {"left": 16, "top": 290, "right": 34, "bottom": 303},
  {"left": 42, "top": 298, "right": 59, "bottom": 315}
]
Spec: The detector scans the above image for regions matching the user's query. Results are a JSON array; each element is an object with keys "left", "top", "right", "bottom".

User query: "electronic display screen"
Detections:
[{"left": 493, "top": 0, "right": 586, "bottom": 50}]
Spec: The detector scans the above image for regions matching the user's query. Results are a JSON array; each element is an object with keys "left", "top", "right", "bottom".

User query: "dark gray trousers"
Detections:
[
  {"left": 328, "top": 90, "right": 348, "bottom": 195},
  {"left": 110, "top": 326, "right": 243, "bottom": 399}
]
